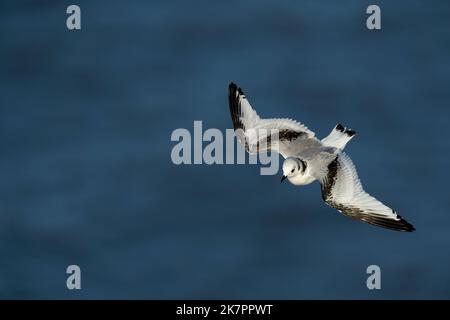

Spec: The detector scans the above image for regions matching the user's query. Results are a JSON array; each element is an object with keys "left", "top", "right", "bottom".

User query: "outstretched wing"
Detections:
[
  {"left": 228, "top": 82, "right": 320, "bottom": 158},
  {"left": 320, "top": 152, "right": 415, "bottom": 232}
]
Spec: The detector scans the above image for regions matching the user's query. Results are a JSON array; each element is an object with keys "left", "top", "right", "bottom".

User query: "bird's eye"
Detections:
[{"left": 291, "top": 169, "right": 295, "bottom": 173}]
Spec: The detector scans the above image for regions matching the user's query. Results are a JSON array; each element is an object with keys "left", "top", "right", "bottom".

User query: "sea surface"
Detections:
[{"left": 1, "top": 0, "right": 449, "bottom": 298}]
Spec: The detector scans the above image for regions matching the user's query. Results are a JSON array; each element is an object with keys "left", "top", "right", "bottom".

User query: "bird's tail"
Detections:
[{"left": 321, "top": 124, "right": 356, "bottom": 150}]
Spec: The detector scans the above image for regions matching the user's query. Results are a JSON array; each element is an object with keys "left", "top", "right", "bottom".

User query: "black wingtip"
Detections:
[
  {"left": 397, "top": 219, "right": 415, "bottom": 232},
  {"left": 396, "top": 214, "right": 415, "bottom": 232},
  {"left": 345, "top": 129, "right": 356, "bottom": 137},
  {"left": 228, "top": 81, "right": 244, "bottom": 131},
  {"left": 229, "top": 82, "right": 244, "bottom": 96},
  {"left": 363, "top": 215, "right": 415, "bottom": 232}
]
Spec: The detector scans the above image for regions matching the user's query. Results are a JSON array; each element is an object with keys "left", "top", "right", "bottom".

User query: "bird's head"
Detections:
[{"left": 281, "top": 157, "right": 306, "bottom": 183}]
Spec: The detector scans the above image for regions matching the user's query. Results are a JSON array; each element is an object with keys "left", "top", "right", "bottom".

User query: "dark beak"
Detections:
[{"left": 281, "top": 175, "right": 287, "bottom": 183}]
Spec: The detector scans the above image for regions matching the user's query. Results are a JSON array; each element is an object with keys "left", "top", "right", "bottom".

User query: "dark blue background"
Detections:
[{"left": 1, "top": 0, "right": 449, "bottom": 299}]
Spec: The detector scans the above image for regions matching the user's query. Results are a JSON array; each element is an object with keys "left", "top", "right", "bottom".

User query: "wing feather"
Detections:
[
  {"left": 228, "top": 82, "right": 319, "bottom": 158},
  {"left": 320, "top": 153, "right": 415, "bottom": 232}
]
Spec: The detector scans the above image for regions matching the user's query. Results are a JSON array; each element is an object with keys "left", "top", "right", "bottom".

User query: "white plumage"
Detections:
[{"left": 228, "top": 82, "right": 414, "bottom": 232}]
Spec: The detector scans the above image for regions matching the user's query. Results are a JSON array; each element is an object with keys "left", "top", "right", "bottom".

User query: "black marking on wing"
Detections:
[
  {"left": 321, "top": 155, "right": 339, "bottom": 201},
  {"left": 320, "top": 155, "right": 415, "bottom": 232},
  {"left": 228, "top": 82, "right": 244, "bottom": 131},
  {"left": 228, "top": 82, "right": 306, "bottom": 153},
  {"left": 328, "top": 202, "right": 415, "bottom": 232},
  {"left": 279, "top": 129, "right": 305, "bottom": 142}
]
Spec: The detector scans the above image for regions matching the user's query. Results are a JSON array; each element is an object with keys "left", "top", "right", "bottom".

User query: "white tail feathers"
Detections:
[{"left": 321, "top": 124, "right": 356, "bottom": 150}]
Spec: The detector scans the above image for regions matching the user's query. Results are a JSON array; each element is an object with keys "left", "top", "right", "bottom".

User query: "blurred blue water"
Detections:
[{"left": 0, "top": 0, "right": 449, "bottom": 299}]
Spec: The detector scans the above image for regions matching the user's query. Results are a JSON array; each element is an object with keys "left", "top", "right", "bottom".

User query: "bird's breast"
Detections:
[{"left": 288, "top": 174, "right": 316, "bottom": 186}]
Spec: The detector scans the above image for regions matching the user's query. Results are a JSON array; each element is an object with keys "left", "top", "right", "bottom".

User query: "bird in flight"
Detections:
[{"left": 228, "top": 82, "right": 414, "bottom": 232}]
